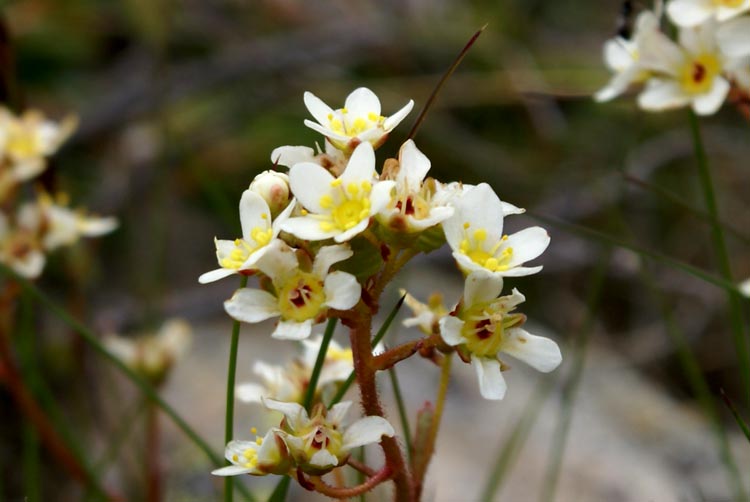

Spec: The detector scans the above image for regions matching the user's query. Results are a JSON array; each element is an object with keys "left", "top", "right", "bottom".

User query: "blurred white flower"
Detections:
[
  {"left": 236, "top": 335, "right": 353, "bottom": 404},
  {"left": 303, "top": 87, "right": 414, "bottom": 153},
  {"left": 224, "top": 240, "right": 360, "bottom": 340},
  {"left": 636, "top": 19, "right": 748, "bottom": 114},
  {"left": 0, "top": 212, "right": 45, "bottom": 278},
  {"left": 667, "top": 0, "right": 750, "bottom": 27},
  {"left": 400, "top": 288, "right": 449, "bottom": 336},
  {"left": 265, "top": 398, "right": 394, "bottom": 474},
  {"left": 104, "top": 319, "right": 192, "bottom": 384},
  {"left": 199, "top": 190, "right": 294, "bottom": 284},
  {"left": 739, "top": 277, "right": 750, "bottom": 298},
  {"left": 439, "top": 272, "right": 561, "bottom": 400},
  {"left": 281, "top": 142, "right": 394, "bottom": 243},
  {"left": 442, "top": 183, "right": 549, "bottom": 278},
  {"left": 595, "top": 11, "right": 661, "bottom": 102}
]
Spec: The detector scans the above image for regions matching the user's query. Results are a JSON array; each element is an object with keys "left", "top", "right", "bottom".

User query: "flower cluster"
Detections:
[
  {"left": 0, "top": 107, "right": 116, "bottom": 278},
  {"left": 203, "top": 87, "right": 560, "bottom": 484},
  {"left": 596, "top": 1, "right": 750, "bottom": 115}
]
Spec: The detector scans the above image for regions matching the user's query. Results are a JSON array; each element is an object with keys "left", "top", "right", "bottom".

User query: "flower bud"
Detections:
[{"left": 249, "top": 170, "right": 290, "bottom": 216}]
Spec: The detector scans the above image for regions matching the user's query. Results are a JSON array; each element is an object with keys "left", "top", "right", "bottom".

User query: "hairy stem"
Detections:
[
  {"left": 306, "top": 466, "right": 392, "bottom": 498},
  {"left": 348, "top": 308, "right": 414, "bottom": 501}
]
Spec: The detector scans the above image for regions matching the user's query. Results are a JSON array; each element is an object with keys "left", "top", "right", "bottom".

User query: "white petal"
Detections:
[
  {"left": 717, "top": 18, "right": 750, "bottom": 58},
  {"left": 496, "top": 265, "right": 543, "bottom": 277},
  {"left": 397, "top": 140, "right": 430, "bottom": 191},
  {"left": 464, "top": 271, "right": 503, "bottom": 306},
  {"left": 255, "top": 239, "right": 298, "bottom": 281},
  {"left": 239, "top": 190, "right": 271, "bottom": 241},
  {"left": 503, "top": 328, "right": 562, "bottom": 373},
  {"left": 309, "top": 449, "right": 339, "bottom": 468},
  {"left": 594, "top": 66, "right": 641, "bottom": 103},
  {"left": 288, "top": 162, "right": 336, "bottom": 214},
  {"left": 78, "top": 217, "right": 118, "bottom": 237},
  {"left": 224, "top": 440, "right": 259, "bottom": 463},
  {"left": 313, "top": 244, "right": 353, "bottom": 277},
  {"left": 304, "top": 91, "right": 335, "bottom": 126},
  {"left": 340, "top": 142, "right": 376, "bottom": 185},
  {"left": 198, "top": 267, "right": 236, "bottom": 284},
  {"left": 443, "top": 183, "right": 504, "bottom": 251},
  {"left": 638, "top": 31, "right": 685, "bottom": 75},
  {"left": 637, "top": 79, "right": 691, "bottom": 111},
  {"left": 383, "top": 99, "right": 414, "bottom": 132},
  {"left": 334, "top": 219, "right": 371, "bottom": 243},
  {"left": 303, "top": 119, "right": 350, "bottom": 142},
  {"left": 224, "top": 289, "right": 279, "bottom": 323},
  {"left": 212, "top": 465, "right": 253, "bottom": 476},
  {"left": 344, "top": 88, "right": 381, "bottom": 120},
  {"left": 263, "top": 398, "right": 308, "bottom": 425},
  {"left": 236, "top": 383, "right": 266, "bottom": 403},
  {"left": 438, "top": 316, "right": 465, "bottom": 346},
  {"left": 692, "top": 77, "right": 730, "bottom": 115},
  {"left": 504, "top": 227, "right": 550, "bottom": 268},
  {"left": 328, "top": 401, "right": 353, "bottom": 425},
  {"left": 472, "top": 356, "right": 507, "bottom": 400},
  {"left": 603, "top": 38, "right": 635, "bottom": 72},
  {"left": 280, "top": 216, "right": 339, "bottom": 242},
  {"left": 324, "top": 271, "right": 361, "bottom": 310},
  {"left": 667, "top": 0, "right": 713, "bottom": 27},
  {"left": 370, "top": 180, "right": 395, "bottom": 214},
  {"left": 271, "top": 145, "right": 315, "bottom": 168},
  {"left": 273, "top": 319, "right": 313, "bottom": 340},
  {"left": 502, "top": 201, "right": 525, "bottom": 216},
  {"left": 342, "top": 416, "right": 395, "bottom": 451}
]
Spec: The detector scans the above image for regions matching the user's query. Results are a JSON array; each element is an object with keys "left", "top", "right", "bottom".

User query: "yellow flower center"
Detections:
[
  {"left": 460, "top": 305, "right": 524, "bottom": 357},
  {"left": 6, "top": 126, "right": 40, "bottom": 160},
  {"left": 219, "top": 215, "right": 272, "bottom": 270},
  {"left": 325, "top": 110, "right": 385, "bottom": 138},
  {"left": 680, "top": 53, "right": 721, "bottom": 95},
  {"left": 317, "top": 179, "right": 373, "bottom": 232},
  {"left": 327, "top": 346, "right": 353, "bottom": 363},
  {"left": 278, "top": 271, "right": 326, "bottom": 322},
  {"left": 714, "top": 0, "right": 744, "bottom": 7},
  {"left": 458, "top": 224, "right": 514, "bottom": 272}
]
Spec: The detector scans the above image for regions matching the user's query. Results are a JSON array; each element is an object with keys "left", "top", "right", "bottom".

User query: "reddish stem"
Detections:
[
  {"left": 346, "top": 307, "right": 414, "bottom": 501},
  {"left": 305, "top": 466, "right": 392, "bottom": 499},
  {"left": 146, "top": 403, "right": 161, "bottom": 502}
]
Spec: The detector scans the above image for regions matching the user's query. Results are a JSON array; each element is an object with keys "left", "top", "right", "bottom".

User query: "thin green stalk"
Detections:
[
  {"left": 388, "top": 366, "right": 412, "bottom": 462},
  {"left": 303, "top": 318, "right": 338, "bottom": 412},
  {"left": 328, "top": 294, "right": 406, "bottom": 407},
  {"left": 528, "top": 211, "right": 743, "bottom": 295},
  {"left": 643, "top": 270, "right": 746, "bottom": 499},
  {"left": 539, "top": 250, "right": 610, "bottom": 502},
  {"left": 22, "top": 422, "right": 40, "bottom": 502},
  {"left": 225, "top": 275, "right": 249, "bottom": 502},
  {"left": 688, "top": 110, "right": 750, "bottom": 406},
  {"left": 269, "top": 317, "right": 338, "bottom": 502},
  {"left": 480, "top": 376, "right": 556, "bottom": 502},
  {"left": 0, "top": 265, "right": 254, "bottom": 501},
  {"left": 720, "top": 389, "right": 750, "bottom": 444}
]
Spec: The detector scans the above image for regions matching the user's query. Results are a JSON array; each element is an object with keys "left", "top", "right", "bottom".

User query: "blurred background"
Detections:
[{"left": 1, "top": 0, "right": 749, "bottom": 500}]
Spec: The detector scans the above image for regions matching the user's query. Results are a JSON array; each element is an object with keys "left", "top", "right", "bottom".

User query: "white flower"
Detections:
[
  {"left": 0, "top": 108, "right": 76, "bottom": 181},
  {"left": 103, "top": 319, "right": 192, "bottom": 385},
  {"left": 433, "top": 181, "right": 524, "bottom": 216},
  {"left": 717, "top": 17, "right": 750, "bottom": 58},
  {"left": 442, "top": 183, "right": 549, "bottom": 278},
  {"left": 280, "top": 142, "right": 395, "bottom": 243},
  {"left": 264, "top": 398, "right": 395, "bottom": 474},
  {"left": 303, "top": 87, "right": 414, "bottom": 153},
  {"left": 667, "top": 0, "right": 750, "bottom": 27},
  {"left": 212, "top": 429, "right": 292, "bottom": 477},
  {"left": 271, "top": 140, "right": 348, "bottom": 177},
  {"left": 0, "top": 212, "right": 45, "bottom": 279},
  {"left": 438, "top": 272, "right": 562, "bottom": 399},
  {"left": 400, "top": 288, "right": 449, "bottom": 336},
  {"left": 236, "top": 335, "right": 353, "bottom": 404},
  {"left": 595, "top": 11, "right": 661, "bottom": 102},
  {"left": 199, "top": 190, "right": 294, "bottom": 284},
  {"left": 739, "top": 277, "right": 750, "bottom": 298},
  {"left": 17, "top": 193, "right": 117, "bottom": 251},
  {"left": 636, "top": 19, "right": 745, "bottom": 115},
  {"left": 248, "top": 170, "right": 291, "bottom": 216},
  {"left": 377, "top": 140, "right": 454, "bottom": 233},
  {"left": 224, "top": 240, "right": 360, "bottom": 340}
]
